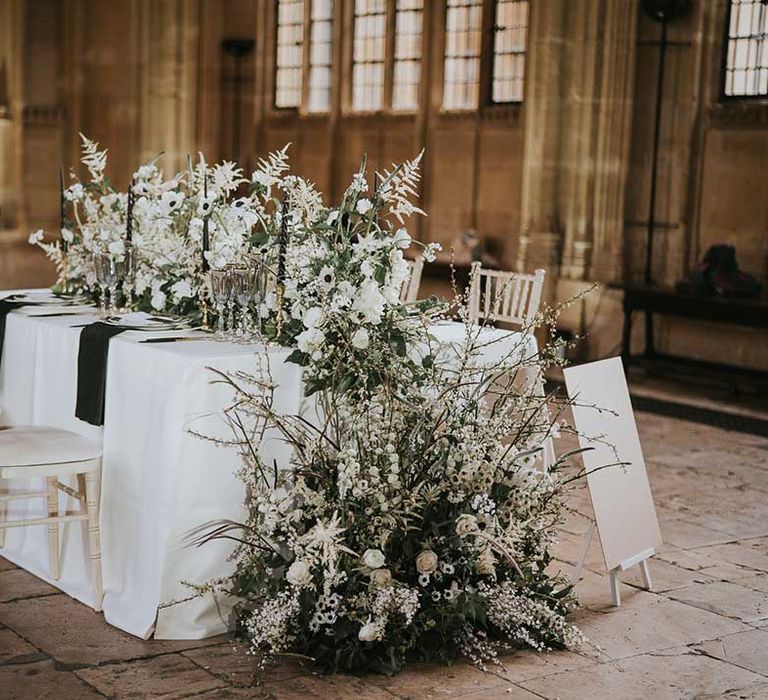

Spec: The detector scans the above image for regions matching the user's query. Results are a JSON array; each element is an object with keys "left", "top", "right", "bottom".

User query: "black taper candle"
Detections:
[
  {"left": 277, "top": 201, "right": 288, "bottom": 285},
  {"left": 59, "top": 166, "right": 68, "bottom": 253},
  {"left": 202, "top": 173, "right": 210, "bottom": 273},
  {"left": 126, "top": 178, "right": 134, "bottom": 245}
]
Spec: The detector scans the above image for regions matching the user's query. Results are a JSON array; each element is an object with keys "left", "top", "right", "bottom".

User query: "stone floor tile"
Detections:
[
  {"left": 520, "top": 647, "right": 768, "bottom": 700},
  {"left": 0, "top": 659, "right": 104, "bottom": 699},
  {"left": 659, "top": 519, "right": 736, "bottom": 550},
  {"left": 263, "top": 673, "right": 398, "bottom": 699},
  {"left": 0, "top": 595, "right": 226, "bottom": 667},
  {"left": 369, "top": 660, "right": 509, "bottom": 698},
  {"left": 666, "top": 580, "right": 768, "bottom": 623},
  {"left": 571, "top": 567, "right": 637, "bottom": 611},
  {"left": 695, "top": 541, "right": 768, "bottom": 574},
  {"left": 573, "top": 590, "right": 749, "bottom": 660},
  {"left": 697, "top": 683, "right": 768, "bottom": 699},
  {"left": 621, "top": 555, "right": 716, "bottom": 592},
  {"left": 183, "top": 642, "right": 262, "bottom": 687},
  {"left": 0, "top": 568, "right": 60, "bottom": 603},
  {"left": 76, "top": 653, "right": 227, "bottom": 698},
  {"left": 736, "top": 574, "right": 768, "bottom": 594},
  {"left": 448, "top": 684, "right": 541, "bottom": 699},
  {"left": 0, "top": 556, "right": 17, "bottom": 572},
  {"left": 656, "top": 548, "right": 757, "bottom": 581},
  {"left": 695, "top": 629, "right": 768, "bottom": 677},
  {"left": 490, "top": 648, "right": 597, "bottom": 683},
  {"left": 0, "top": 626, "right": 44, "bottom": 665}
]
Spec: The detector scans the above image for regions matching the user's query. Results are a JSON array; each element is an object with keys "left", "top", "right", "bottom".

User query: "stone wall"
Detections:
[{"left": 1, "top": 0, "right": 766, "bottom": 368}]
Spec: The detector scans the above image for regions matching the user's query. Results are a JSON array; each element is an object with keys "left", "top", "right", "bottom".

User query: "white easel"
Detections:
[
  {"left": 564, "top": 357, "right": 662, "bottom": 607},
  {"left": 573, "top": 520, "right": 654, "bottom": 607}
]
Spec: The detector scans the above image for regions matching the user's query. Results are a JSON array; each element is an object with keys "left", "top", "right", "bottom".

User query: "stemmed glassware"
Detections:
[
  {"left": 231, "top": 267, "right": 257, "bottom": 337},
  {"left": 93, "top": 253, "right": 110, "bottom": 315},
  {"left": 121, "top": 247, "right": 136, "bottom": 311},
  {"left": 209, "top": 268, "right": 233, "bottom": 335}
]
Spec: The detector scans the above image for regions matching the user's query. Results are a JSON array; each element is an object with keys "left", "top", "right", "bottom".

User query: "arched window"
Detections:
[{"left": 723, "top": 0, "right": 768, "bottom": 98}]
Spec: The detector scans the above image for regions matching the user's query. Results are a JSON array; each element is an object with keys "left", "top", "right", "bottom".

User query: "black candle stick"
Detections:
[
  {"left": 125, "top": 178, "right": 134, "bottom": 245},
  {"left": 277, "top": 201, "right": 288, "bottom": 285},
  {"left": 59, "top": 165, "right": 68, "bottom": 253},
  {"left": 202, "top": 173, "right": 210, "bottom": 273}
]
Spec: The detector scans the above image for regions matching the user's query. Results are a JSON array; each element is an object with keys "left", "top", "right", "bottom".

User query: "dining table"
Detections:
[{"left": 0, "top": 289, "right": 538, "bottom": 640}]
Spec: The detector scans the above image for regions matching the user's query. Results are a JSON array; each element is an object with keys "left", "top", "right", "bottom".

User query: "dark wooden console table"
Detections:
[{"left": 620, "top": 285, "right": 768, "bottom": 381}]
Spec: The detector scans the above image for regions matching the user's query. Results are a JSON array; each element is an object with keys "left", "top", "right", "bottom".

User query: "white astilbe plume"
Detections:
[
  {"left": 283, "top": 175, "right": 324, "bottom": 222},
  {"left": 252, "top": 144, "right": 292, "bottom": 185},
  {"left": 79, "top": 133, "right": 108, "bottom": 182},
  {"left": 376, "top": 150, "right": 426, "bottom": 223}
]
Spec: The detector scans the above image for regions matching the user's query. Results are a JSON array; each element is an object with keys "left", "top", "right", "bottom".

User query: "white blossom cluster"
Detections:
[{"left": 207, "top": 313, "right": 581, "bottom": 674}]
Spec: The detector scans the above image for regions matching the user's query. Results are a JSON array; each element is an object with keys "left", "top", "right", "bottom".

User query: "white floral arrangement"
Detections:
[
  {"left": 194, "top": 306, "right": 584, "bottom": 675},
  {"left": 189, "top": 155, "right": 584, "bottom": 675},
  {"left": 29, "top": 134, "right": 129, "bottom": 292}
]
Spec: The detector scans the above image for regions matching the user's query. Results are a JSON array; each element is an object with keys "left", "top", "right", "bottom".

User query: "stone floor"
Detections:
[{"left": 2, "top": 411, "right": 768, "bottom": 699}]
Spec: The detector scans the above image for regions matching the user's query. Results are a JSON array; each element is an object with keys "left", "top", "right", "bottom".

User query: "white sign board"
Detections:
[{"left": 563, "top": 357, "right": 662, "bottom": 572}]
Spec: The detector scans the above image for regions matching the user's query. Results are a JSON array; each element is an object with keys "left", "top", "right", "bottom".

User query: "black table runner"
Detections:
[
  {"left": 75, "top": 322, "right": 130, "bottom": 426},
  {"left": 0, "top": 298, "right": 26, "bottom": 366}
]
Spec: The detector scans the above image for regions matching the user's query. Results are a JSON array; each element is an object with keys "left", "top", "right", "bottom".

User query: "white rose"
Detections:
[
  {"left": 171, "top": 279, "right": 193, "bottom": 300},
  {"left": 150, "top": 289, "right": 167, "bottom": 311},
  {"left": 356, "top": 198, "right": 372, "bottom": 215},
  {"left": 358, "top": 622, "right": 379, "bottom": 642},
  {"left": 296, "top": 327, "right": 326, "bottom": 357},
  {"left": 370, "top": 568, "right": 393, "bottom": 588},
  {"left": 455, "top": 514, "right": 479, "bottom": 538},
  {"left": 28, "top": 229, "right": 44, "bottom": 245},
  {"left": 362, "top": 548, "right": 386, "bottom": 569},
  {"left": 351, "top": 328, "right": 370, "bottom": 350},
  {"left": 286, "top": 560, "right": 313, "bottom": 587},
  {"left": 302, "top": 306, "right": 324, "bottom": 329},
  {"left": 416, "top": 549, "right": 439, "bottom": 574}
]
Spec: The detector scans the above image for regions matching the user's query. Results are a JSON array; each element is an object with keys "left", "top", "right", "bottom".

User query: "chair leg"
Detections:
[
  {"left": 0, "top": 479, "right": 5, "bottom": 549},
  {"left": 84, "top": 469, "right": 103, "bottom": 612},
  {"left": 47, "top": 476, "right": 60, "bottom": 580}
]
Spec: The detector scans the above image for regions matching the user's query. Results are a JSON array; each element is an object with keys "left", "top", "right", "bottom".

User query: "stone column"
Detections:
[
  {"left": 516, "top": 0, "right": 566, "bottom": 297},
  {"left": 589, "top": 1, "right": 638, "bottom": 282},
  {"left": 137, "top": 0, "right": 200, "bottom": 173},
  {"left": 0, "top": 0, "right": 24, "bottom": 232},
  {"left": 559, "top": 0, "right": 601, "bottom": 280}
]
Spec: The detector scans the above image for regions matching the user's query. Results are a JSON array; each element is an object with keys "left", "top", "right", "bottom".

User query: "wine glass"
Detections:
[
  {"left": 231, "top": 267, "right": 259, "bottom": 337},
  {"left": 209, "top": 268, "right": 232, "bottom": 335},
  {"left": 121, "top": 247, "right": 136, "bottom": 311},
  {"left": 100, "top": 254, "right": 122, "bottom": 315},
  {"left": 93, "top": 253, "right": 109, "bottom": 315}
]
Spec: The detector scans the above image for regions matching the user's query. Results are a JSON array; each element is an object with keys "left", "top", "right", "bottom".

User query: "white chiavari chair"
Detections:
[
  {"left": 467, "top": 263, "right": 555, "bottom": 468},
  {"left": 0, "top": 426, "right": 104, "bottom": 611},
  {"left": 468, "top": 262, "right": 546, "bottom": 328},
  {"left": 400, "top": 257, "right": 425, "bottom": 303}
]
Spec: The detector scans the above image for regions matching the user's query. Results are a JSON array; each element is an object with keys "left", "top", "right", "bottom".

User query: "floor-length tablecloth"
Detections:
[{"left": 0, "top": 298, "right": 536, "bottom": 639}]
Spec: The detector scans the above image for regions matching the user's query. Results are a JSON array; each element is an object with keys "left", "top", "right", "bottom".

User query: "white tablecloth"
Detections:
[{"left": 0, "top": 296, "right": 535, "bottom": 639}]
